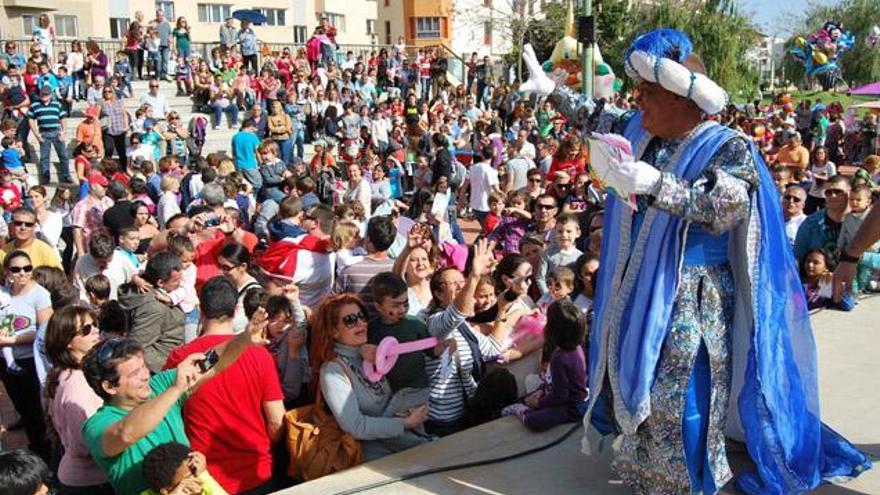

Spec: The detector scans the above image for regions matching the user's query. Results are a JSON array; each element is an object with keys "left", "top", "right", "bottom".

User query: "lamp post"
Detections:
[{"left": 581, "top": 0, "right": 593, "bottom": 98}]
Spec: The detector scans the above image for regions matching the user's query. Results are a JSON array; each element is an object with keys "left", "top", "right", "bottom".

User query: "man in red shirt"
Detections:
[{"left": 164, "top": 276, "right": 285, "bottom": 494}]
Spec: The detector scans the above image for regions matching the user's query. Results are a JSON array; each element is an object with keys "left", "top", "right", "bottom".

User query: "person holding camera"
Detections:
[{"left": 81, "top": 288, "right": 269, "bottom": 495}]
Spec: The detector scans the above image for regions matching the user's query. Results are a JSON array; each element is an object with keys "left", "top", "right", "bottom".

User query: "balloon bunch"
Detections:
[
  {"left": 791, "top": 21, "right": 856, "bottom": 77},
  {"left": 868, "top": 25, "right": 880, "bottom": 50}
]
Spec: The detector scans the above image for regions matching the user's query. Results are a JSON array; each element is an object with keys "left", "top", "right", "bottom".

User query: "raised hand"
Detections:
[
  {"left": 245, "top": 307, "right": 270, "bottom": 346},
  {"left": 519, "top": 44, "right": 555, "bottom": 97},
  {"left": 470, "top": 238, "right": 498, "bottom": 278}
]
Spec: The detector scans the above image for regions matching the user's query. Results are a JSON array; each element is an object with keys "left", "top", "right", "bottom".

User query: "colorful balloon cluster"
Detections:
[{"left": 791, "top": 21, "right": 855, "bottom": 77}]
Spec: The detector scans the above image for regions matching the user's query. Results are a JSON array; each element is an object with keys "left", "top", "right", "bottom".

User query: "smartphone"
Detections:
[
  {"left": 198, "top": 349, "right": 220, "bottom": 373},
  {"left": 204, "top": 216, "right": 222, "bottom": 227}
]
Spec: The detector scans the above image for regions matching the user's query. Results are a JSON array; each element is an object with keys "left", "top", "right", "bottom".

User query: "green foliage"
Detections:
[{"left": 783, "top": 0, "right": 880, "bottom": 87}]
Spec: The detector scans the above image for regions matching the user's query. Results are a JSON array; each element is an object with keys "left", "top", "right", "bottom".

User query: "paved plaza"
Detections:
[{"left": 281, "top": 296, "right": 880, "bottom": 495}]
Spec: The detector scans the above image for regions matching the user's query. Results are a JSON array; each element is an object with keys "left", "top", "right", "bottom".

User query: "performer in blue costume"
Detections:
[{"left": 520, "top": 29, "right": 871, "bottom": 494}]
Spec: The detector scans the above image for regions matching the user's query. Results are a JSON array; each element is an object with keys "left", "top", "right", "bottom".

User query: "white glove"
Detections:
[
  {"left": 605, "top": 161, "right": 662, "bottom": 197},
  {"left": 519, "top": 44, "right": 556, "bottom": 97}
]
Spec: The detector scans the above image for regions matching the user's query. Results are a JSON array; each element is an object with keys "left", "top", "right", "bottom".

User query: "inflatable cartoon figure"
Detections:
[{"left": 542, "top": 0, "right": 619, "bottom": 99}]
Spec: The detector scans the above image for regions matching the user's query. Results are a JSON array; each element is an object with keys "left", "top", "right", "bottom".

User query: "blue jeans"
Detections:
[
  {"left": 276, "top": 138, "right": 292, "bottom": 165},
  {"left": 420, "top": 76, "right": 432, "bottom": 101},
  {"left": 212, "top": 103, "right": 239, "bottom": 128},
  {"left": 158, "top": 46, "right": 171, "bottom": 79},
  {"left": 39, "top": 130, "right": 70, "bottom": 182},
  {"left": 241, "top": 167, "right": 263, "bottom": 197}
]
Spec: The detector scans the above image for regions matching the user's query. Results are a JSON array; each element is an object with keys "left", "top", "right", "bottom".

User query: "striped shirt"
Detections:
[
  {"left": 27, "top": 100, "right": 66, "bottom": 133},
  {"left": 334, "top": 257, "right": 395, "bottom": 312},
  {"left": 425, "top": 304, "right": 503, "bottom": 423}
]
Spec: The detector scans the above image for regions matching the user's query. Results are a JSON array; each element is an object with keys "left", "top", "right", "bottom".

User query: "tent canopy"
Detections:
[{"left": 849, "top": 81, "right": 880, "bottom": 96}]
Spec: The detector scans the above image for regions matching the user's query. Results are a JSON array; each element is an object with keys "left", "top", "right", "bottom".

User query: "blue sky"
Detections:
[{"left": 737, "top": 0, "right": 836, "bottom": 35}]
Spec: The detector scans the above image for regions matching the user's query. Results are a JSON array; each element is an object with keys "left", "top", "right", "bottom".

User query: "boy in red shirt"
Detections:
[{"left": 418, "top": 49, "right": 433, "bottom": 102}]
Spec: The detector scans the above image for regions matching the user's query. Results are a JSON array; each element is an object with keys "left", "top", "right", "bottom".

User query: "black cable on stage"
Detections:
[{"left": 331, "top": 423, "right": 582, "bottom": 495}]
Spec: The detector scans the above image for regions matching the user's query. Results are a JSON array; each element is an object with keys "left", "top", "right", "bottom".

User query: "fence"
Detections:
[{"left": 8, "top": 37, "right": 482, "bottom": 87}]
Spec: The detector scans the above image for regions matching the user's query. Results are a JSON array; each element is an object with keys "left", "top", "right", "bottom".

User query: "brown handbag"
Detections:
[{"left": 285, "top": 359, "right": 363, "bottom": 481}]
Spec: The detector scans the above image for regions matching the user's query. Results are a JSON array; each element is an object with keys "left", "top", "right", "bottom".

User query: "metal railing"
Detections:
[{"left": 6, "top": 38, "right": 395, "bottom": 66}]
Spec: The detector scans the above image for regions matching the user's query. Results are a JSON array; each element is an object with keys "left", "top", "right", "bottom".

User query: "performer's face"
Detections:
[{"left": 636, "top": 81, "right": 694, "bottom": 139}]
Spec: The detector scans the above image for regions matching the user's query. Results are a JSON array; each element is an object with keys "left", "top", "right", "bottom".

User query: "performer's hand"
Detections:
[
  {"left": 605, "top": 161, "right": 662, "bottom": 197},
  {"left": 832, "top": 261, "right": 857, "bottom": 303},
  {"left": 519, "top": 44, "right": 555, "bottom": 97}
]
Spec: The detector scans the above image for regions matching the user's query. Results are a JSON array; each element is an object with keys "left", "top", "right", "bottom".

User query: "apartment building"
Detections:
[
  {"left": 0, "top": 0, "right": 378, "bottom": 45},
  {"left": 377, "top": 0, "right": 453, "bottom": 49},
  {"left": 377, "top": 0, "right": 539, "bottom": 57}
]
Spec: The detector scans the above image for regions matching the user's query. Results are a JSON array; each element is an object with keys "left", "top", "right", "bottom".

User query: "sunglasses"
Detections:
[
  {"left": 529, "top": 178, "right": 542, "bottom": 183},
  {"left": 783, "top": 194, "right": 803, "bottom": 203},
  {"left": 341, "top": 311, "right": 366, "bottom": 328},
  {"left": 824, "top": 188, "right": 846, "bottom": 198},
  {"left": 8, "top": 265, "right": 33, "bottom": 274},
  {"left": 150, "top": 84, "right": 159, "bottom": 88},
  {"left": 536, "top": 203, "right": 556, "bottom": 210},
  {"left": 13, "top": 220, "right": 36, "bottom": 227}
]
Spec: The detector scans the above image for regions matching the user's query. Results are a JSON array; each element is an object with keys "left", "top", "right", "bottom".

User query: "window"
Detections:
[
  {"left": 319, "top": 13, "right": 346, "bottom": 33},
  {"left": 385, "top": 21, "right": 391, "bottom": 45},
  {"left": 197, "top": 4, "right": 231, "bottom": 23},
  {"left": 415, "top": 17, "right": 441, "bottom": 39},
  {"left": 258, "top": 8, "right": 286, "bottom": 26},
  {"left": 155, "top": 1, "right": 175, "bottom": 20},
  {"left": 22, "top": 15, "right": 36, "bottom": 36},
  {"left": 109, "top": 18, "right": 130, "bottom": 39},
  {"left": 293, "top": 25, "right": 307, "bottom": 43},
  {"left": 366, "top": 19, "right": 376, "bottom": 35},
  {"left": 54, "top": 15, "right": 78, "bottom": 38},
  {"left": 484, "top": 20, "right": 492, "bottom": 45}
]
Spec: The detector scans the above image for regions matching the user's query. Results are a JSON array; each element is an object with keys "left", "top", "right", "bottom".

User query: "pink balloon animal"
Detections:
[{"left": 363, "top": 336, "right": 439, "bottom": 382}]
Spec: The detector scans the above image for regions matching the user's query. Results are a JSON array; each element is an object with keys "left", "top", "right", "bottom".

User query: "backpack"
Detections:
[{"left": 285, "top": 359, "right": 363, "bottom": 481}]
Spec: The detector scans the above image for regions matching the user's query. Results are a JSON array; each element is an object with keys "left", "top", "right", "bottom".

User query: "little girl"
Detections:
[
  {"left": 800, "top": 249, "right": 854, "bottom": 311},
  {"left": 175, "top": 55, "right": 193, "bottom": 95},
  {"left": 573, "top": 253, "right": 599, "bottom": 314},
  {"left": 503, "top": 300, "right": 588, "bottom": 431}
]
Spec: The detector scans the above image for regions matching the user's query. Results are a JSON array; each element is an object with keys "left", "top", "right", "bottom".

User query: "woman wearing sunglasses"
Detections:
[
  {"left": 0, "top": 250, "right": 53, "bottom": 460},
  {"left": 44, "top": 305, "right": 113, "bottom": 494},
  {"left": 310, "top": 293, "right": 428, "bottom": 460}
]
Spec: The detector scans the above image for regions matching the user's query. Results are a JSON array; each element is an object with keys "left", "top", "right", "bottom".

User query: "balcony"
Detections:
[{"left": 2, "top": 0, "right": 56, "bottom": 9}]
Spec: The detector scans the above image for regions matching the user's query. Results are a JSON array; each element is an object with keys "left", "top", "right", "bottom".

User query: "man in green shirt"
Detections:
[{"left": 81, "top": 294, "right": 269, "bottom": 495}]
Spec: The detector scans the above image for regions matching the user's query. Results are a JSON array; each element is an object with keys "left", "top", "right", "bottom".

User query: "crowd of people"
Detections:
[{"left": 0, "top": 13, "right": 878, "bottom": 495}]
